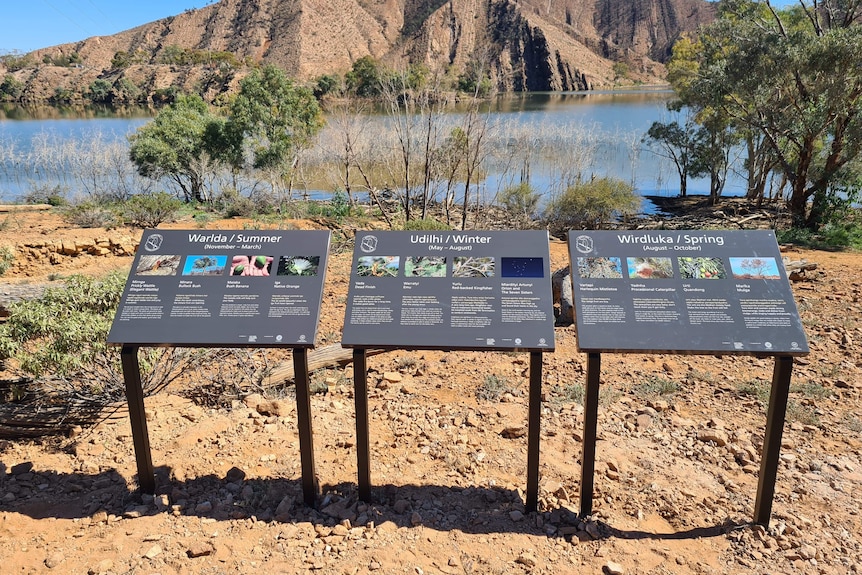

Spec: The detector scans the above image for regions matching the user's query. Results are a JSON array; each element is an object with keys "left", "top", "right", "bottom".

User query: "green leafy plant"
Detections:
[
  {"left": 121, "top": 192, "right": 183, "bottom": 228},
  {"left": 477, "top": 374, "right": 518, "bottom": 402},
  {"left": 0, "top": 246, "right": 14, "bottom": 276},
  {"left": 634, "top": 376, "right": 681, "bottom": 399},
  {"left": 543, "top": 177, "right": 641, "bottom": 236},
  {"left": 63, "top": 201, "right": 118, "bottom": 228},
  {"left": 0, "top": 273, "right": 196, "bottom": 405}
]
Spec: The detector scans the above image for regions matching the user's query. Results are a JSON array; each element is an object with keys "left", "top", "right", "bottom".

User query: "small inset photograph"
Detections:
[
  {"left": 452, "top": 256, "right": 496, "bottom": 278},
  {"left": 729, "top": 257, "right": 781, "bottom": 279},
  {"left": 135, "top": 254, "right": 181, "bottom": 276},
  {"left": 405, "top": 256, "right": 447, "bottom": 278},
  {"left": 576, "top": 257, "right": 623, "bottom": 279},
  {"left": 231, "top": 255, "right": 274, "bottom": 276},
  {"left": 627, "top": 257, "right": 674, "bottom": 279},
  {"left": 356, "top": 256, "right": 400, "bottom": 277},
  {"left": 678, "top": 257, "right": 728, "bottom": 279},
  {"left": 182, "top": 255, "right": 228, "bottom": 276},
  {"left": 277, "top": 256, "right": 321, "bottom": 277},
  {"left": 501, "top": 257, "right": 545, "bottom": 278}
]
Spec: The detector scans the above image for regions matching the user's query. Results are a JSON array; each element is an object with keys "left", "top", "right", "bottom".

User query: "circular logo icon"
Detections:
[
  {"left": 514, "top": 338, "right": 522, "bottom": 345},
  {"left": 144, "top": 233, "right": 164, "bottom": 252},
  {"left": 575, "top": 235, "right": 594, "bottom": 254},
  {"left": 764, "top": 341, "right": 773, "bottom": 349},
  {"left": 360, "top": 235, "right": 378, "bottom": 253}
]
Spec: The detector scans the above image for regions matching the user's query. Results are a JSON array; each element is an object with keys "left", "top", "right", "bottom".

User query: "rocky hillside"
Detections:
[{"left": 3, "top": 0, "right": 713, "bottom": 102}]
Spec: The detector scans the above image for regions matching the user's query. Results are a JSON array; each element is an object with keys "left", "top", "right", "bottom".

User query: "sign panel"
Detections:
[
  {"left": 108, "top": 229, "right": 331, "bottom": 347},
  {"left": 567, "top": 230, "right": 808, "bottom": 355},
  {"left": 342, "top": 231, "right": 555, "bottom": 351}
]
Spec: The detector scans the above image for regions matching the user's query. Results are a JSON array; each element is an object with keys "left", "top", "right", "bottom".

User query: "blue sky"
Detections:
[
  {"left": 1, "top": 0, "right": 800, "bottom": 55},
  {"left": 1, "top": 1, "right": 206, "bottom": 54}
]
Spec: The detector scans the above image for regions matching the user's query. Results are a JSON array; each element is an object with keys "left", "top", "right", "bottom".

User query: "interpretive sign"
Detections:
[
  {"left": 108, "top": 229, "right": 331, "bottom": 347},
  {"left": 567, "top": 230, "right": 808, "bottom": 355},
  {"left": 341, "top": 230, "right": 555, "bottom": 352}
]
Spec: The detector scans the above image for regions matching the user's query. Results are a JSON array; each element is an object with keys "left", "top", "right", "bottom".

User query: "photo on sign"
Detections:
[
  {"left": 231, "top": 255, "right": 274, "bottom": 276},
  {"left": 135, "top": 254, "right": 181, "bottom": 276},
  {"left": 356, "top": 256, "right": 400, "bottom": 277},
  {"left": 452, "top": 256, "right": 495, "bottom": 278},
  {"left": 627, "top": 257, "right": 673, "bottom": 279},
  {"left": 405, "top": 256, "right": 447, "bottom": 277},
  {"left": 501, "top": 257, "right": 544, "bottom": 278},
  {"left": 576, "top": 257, "right": 623, "bottom": 279},
  {"left": 729, "top": 257, "right": 781, "bottom": 279},
  {"left": 277, "top": 256, "right": 321, "bottom": 277},
  {"left": 678, "top": 257, "right": 728, "bottom": 279},
  {"left": 182, "top": 255, "right": 228, "bottom": 276}
]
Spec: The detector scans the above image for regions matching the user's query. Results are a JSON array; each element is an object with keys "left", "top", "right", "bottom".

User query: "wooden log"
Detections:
[
  {"left": 0, "top": 204, "right": 53, "bottom": 212},
  {"left": 263, "top": 344, "right": 387, "bottom": 387}
]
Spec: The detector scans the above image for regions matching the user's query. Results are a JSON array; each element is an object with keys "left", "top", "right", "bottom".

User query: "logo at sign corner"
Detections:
[
  {"left": 574, "top": 235, "right": 594, "bottom": 254},
  {"left": 360, "top": 235, "right": 378, "bottom": 254},
  {"left": 144, "top": 233, "right": 164, "bottom": 252}
]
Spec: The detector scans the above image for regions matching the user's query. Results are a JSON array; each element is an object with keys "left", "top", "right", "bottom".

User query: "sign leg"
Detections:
[
  {"left": 353, "top": 349, "right": 371, "bottom": 501},
  {"left": 121, "top": 345, "right": 155, "bottom": 494},
  {"left": 754, "top": 355, "right": 793, "bottom": 526},
  {"left": 293, "top": 348, "right": 319, "bottom": 506},
  {"left": 579, "top": 352, "right": 601, "bottom": 517},
  {"left": 526, "top": 352, "right": 543, "bottom": 512}
]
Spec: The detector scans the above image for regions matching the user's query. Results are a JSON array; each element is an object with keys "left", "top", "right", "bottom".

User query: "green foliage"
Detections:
[
  {"left": 543, "top": 177, "right": 641, "bottom": 235},
  {"left": 313, "top": 73, "right": 342, "bottom": 98},
  {"left": 401, "top": 218, "right": 451, "bottom": 231},
  {"left": 669, "top": 1, "right": 862, "bottom": 228},
  {"left": 0, "top": 273, "right": 125, "bottom": 378},
  {"left": 634, "top": 376, "right": 681, "bottom": 399},
  {"left": 22, "top": 184, "right": 67, "bottom": 206},
  {"left": 49, "top": 87, "right": 75, "bottom": 104},
  {"left": 121, "top": 192, "right": 183, "bottom": 228},
  {"left": 87, "top": 79, "right": 113, "bottom": 104},
  {"left": 345, "top": 56, "right": 383, "bottom": 97},
  {"left": 0, "top": 246, "right": 14, "bottom": 276},
  {"left": 226, "top": 65, "right": 324, "bottom": 173},
  {"left": 0, "top": 52, "right": 34, "bottom": 71},
  {"left": 612, "top": 61, "right": 629, "bottom": 83},
  {"left": 497, "top": 182, "right": 540, "bottom": 223},
  {"left": 477, "top": 374, "right": 519, "bottom": 402},
  {"left": 42, "top": 52, "right": 82, "bottom": 67},
  {"left": 0, "top": 74, "right": 24, "bottom": 100},
  {"left": 129, "top": 94, "right": 227, "bottom": 202},
  {"left": 157, "top": 45, "right": 244, "bottom": 68},
  {"left": 63, "top": 201, "right": 118, "bottom": 228}
]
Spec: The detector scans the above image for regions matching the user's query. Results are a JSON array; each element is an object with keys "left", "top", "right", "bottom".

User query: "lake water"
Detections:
[{"left": 0, "top": 91, "right": 747, "bottom": 208}]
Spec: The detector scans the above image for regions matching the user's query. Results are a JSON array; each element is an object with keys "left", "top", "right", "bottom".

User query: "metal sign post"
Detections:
[
  {"left": 567, "top": 230, "right": 809, "bottom": 526},
  {"left": 342, "top": 231, "right": 556, "bottom": 512},
  {"left": 109, "top": 229, "right": 331, "bottom": 506}
]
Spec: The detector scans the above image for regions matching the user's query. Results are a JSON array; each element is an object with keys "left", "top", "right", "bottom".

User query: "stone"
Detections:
[
  {"left": 144, "top": 545, "right": 162, "bottom": 559},
  {"left": 516, "top": 553, "right": 538, "bottom": 567},
  {"left": 187, "top": 542, "right": 215, "bottom": 558},
  {"left": 604, "top": 561, "right": 625, "bottom": 574},
  {"left": 697, "top": 428, "right": 728, "bottom": 447},
  {"left": 44, "top": 552, "right": 64, "bottom": 568}
]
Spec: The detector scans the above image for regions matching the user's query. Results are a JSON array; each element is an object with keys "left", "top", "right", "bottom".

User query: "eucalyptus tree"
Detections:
[
  {"left": 129, "top": 94, "right": 225, "bottom": 203},
  {"left": 226, "top": 65, "right": 324, "bottom": 197},
  {"left": 669, "top": 0, "right": 862, "bottom": 228}
]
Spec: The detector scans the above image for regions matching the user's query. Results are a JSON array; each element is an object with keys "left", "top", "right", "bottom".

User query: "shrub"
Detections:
[
  {"left": 121, "top": 192, "right": 183, "bottom": 228},
  {"left": 543, "top": 176, "right": 641, "bottom": 236},
  {"left": 498, "top": 182, "right": 540, "bottom": 227},
  {"left": 63, "top": 201, "right": 118, "bottom": 228},
  {"left": 0, "top": 246, "right": 14, "bottom": 276},
  {"left": 0, "top": 273, "right": 200, "bottom": 405},
  {"left": 22, "top": 184, "right": 67, "bottom": 206},
  {"left": 401, "top": 217, "right": 451, "bottom": 231}
]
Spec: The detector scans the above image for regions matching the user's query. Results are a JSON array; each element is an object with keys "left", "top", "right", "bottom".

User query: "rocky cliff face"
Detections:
[{"left": 4, "top": 0, "right": 714, "bottom": 102}]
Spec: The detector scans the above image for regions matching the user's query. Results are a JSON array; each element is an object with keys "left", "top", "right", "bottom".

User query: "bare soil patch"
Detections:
[{"left": 1, "top": 207, "right": 861, "bottom": 575}]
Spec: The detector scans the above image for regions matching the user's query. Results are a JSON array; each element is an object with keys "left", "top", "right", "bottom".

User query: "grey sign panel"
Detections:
[
  {"left": 107, "top": 229, "right": 331, "bottom": 347},
  {"left": 567, "top": 230, "right": 809, "bottom": 355},
  {"left": 342, "top": 231, "right": 556, "bottom": 352}
]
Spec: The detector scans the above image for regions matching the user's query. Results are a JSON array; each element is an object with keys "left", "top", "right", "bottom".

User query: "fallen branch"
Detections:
[{"left": 262, "top": 343, "right": 387, "bottom": 387}]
